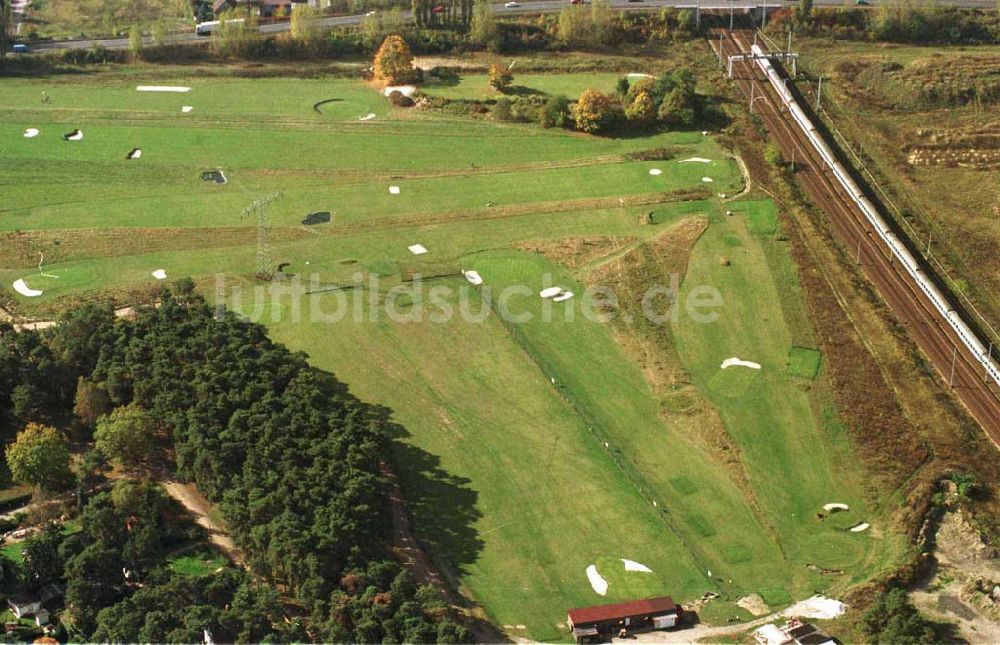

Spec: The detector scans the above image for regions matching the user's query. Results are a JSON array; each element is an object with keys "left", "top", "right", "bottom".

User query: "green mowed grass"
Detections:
[
  {"left": 671, "top": 199, "right": 901, "bottom": 587},
  {"left": 263, "top": 286, "right": 711, "bottom": 640},
  {"left": 0, "top": 77, "right": 387, "bottom": 122},
  {"left": 0, "top": 69, "right": 901, "bottom": 639},
  {"left": 169, "top": 550, "right": 228, "bottom": 577}
]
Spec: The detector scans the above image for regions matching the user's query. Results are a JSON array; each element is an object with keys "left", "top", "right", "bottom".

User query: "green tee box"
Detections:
[{"left": 787, "top": 346, "right": 822, "bottom": 380}]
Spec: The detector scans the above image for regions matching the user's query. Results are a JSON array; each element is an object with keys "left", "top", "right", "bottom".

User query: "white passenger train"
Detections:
[{"left": 750, "top": 43, "right": 1000, "bottom": 388}]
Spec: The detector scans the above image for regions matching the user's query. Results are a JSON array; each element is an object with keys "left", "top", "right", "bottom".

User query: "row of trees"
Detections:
[{"left": 571, "top": 70, "right": 701, "bottom": 134}]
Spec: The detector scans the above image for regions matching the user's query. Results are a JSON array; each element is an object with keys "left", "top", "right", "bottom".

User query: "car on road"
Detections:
[
  {"left": 855, "top": 0, "right": 869, "bottom": 4},
  {"left": 504, "top": 1, "right": 520, "bottom": 6},
  {"left": 11, "top": 44, "right": 29, "bottom": 53}
]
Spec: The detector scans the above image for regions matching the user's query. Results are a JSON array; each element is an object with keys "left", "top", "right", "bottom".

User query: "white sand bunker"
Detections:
[
  {"left": 64, "top": 129, "right": 83, "bottom": 141},
  {"left": 383, "top": 85, "right": 417, "bottom": 97},
  {"left": 553, "top": 291, "right": 574, "bottom": 302},
  {"left": 782, "top": 595, "right": 845, "bottom": 620},
  {"left": 702, "top": 176, "right": 714, "bottom": 183},
  {"left": 463, "top": 270, "right": 483, "bottom": 285},
  {"left": 586, "top": 565, "right": 608, "bottom": 596},
  {"left": 126, "top": 148, "right": 142, "bottom": 160},
  {"left": 408, "top": 244, "right": 427, "bottom": 255},
  {"left": 12, "top": 278, "right": 42, "bottom": 297},
  {"left": 539, "top": 287, "right": 563, "bottom": 298},
  {"left": 849, "top": 522, "right": 870, "bottom": 533},
  {"left": 23, "top": 128, "right": 39, "bottom": 138},
  {"left": 151, "top": 269, "right": 167, "bottom": 280},
  {"left": 137, "top": 85, "right": 191, "bottom": 92},
  {"left": 649, "top": 168, "right": 663, "bottom": 176},
  {"left": 389, "top": 186, "right": 401, "bottom": 195},
  {"left": 359, "top": 113, "right": 376, "bottom": 121},
  {"left": 721, "top": 357, "right": 761, "bottom": 370},
  {"left": 680, "top": 157, "right": 712, "bottom": 163},
  {"left": 621, "top": 559, "right": 653, "bottom": 573},
  {"left": 181, "top": 106, "right": 193, "bottom": 113},
  {"left": 823, "top": 503, "right": 849, "bottom": 512}
]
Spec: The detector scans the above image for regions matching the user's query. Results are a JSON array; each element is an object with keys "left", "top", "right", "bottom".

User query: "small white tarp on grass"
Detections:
[
  {"left": 649, "top": 168, "right": 663, "bottom": 176},
  {"left": 65, "top": 129, "right": 83, "bottom": 141},
  {"left": 137, "top": 85, "right": 191, "bottom": 92},
  {"left": 181, "top": 106, "right": 194, "bottom": 113},
  {"left": 627, "top": 73, "right": 654, "bottom": 79},
  {"left": 680, "top": 157, "right": 712, "bottom": 163},
  {"left": 539, "top": 287, "right": 562, "bottom": 299},
  {"left": 849, "top": 522, "right": 870, "bottom": 533},
  {"left": 721, "top": 357, "right": 761, "bottom": 370},
  {"left": 389, "top": 186, "right": 401, "bottom": 195},
  {"left": 408, "top": 244, "right": 428, "bottom": 255},
  {"left": 151, "top": 269, "right": 167, "bottom": 280},
  {"left": 621, "top": 559, "right": 653, "bottom": 573},
  {"left": 127, "top": 148, "right": 142, "bottom": 160},
  {"left": 586, "top": 565, "right": 608, "bottom": 596},
  {"left": 23, "top": 128, "right": 39, "bottom": 138},
  {"left": 702, "top": 176, "right": 714, "bottom": 183},
  {"left": 823, "top": 503, "right": 849, "bottom": 512},
  {"left": 359, "top": 113, "right": 377, "bottom": 121},
  {"left": 553, "top": 291, "right": 574, "bottom": 302},
  {"left": 463, "top": 270, "right": 483, "bottom": 285},
  {"left": 12, "top": 279, "right": 42, "bottom": 297}
]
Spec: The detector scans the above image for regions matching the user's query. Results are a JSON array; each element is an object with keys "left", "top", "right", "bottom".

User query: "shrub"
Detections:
[
  {"left": 572, "top": 88, "right": 617, "bottom": 134},
  {"left": 625, "top": 90, "right": 656, "bottom": 123},
  {"left": 489, "top": 62, "right": 513, "bottom": 92},
  {"left": 540, "top": 95, "right": 571, "bottom": 128},
  {"left": 388, "top": 90, "right": 415, "bottom": 107},
  {"left": 492, "top": 97, "right": 513, "bottom": 121}
]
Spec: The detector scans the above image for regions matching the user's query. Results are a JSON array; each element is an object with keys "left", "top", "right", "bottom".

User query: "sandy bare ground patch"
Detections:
[
  {"left": 586, "top": 564, "right": 609, "bottom": 595},
  {"left": 737, "top": 593, "right": 771, "bottom": 616},
  {"left": 161, "top": 481, "right": 244, "bottom": 567},
  {"left": 721, "top": 357, "right": 761, "bottom": 370},
  {"left": 12, "top": 278, "right": 42, "bottom": 297}
]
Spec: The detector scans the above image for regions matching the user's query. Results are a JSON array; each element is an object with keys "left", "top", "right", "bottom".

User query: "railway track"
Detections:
[{"left": 711, "top": 27, "right": 1000, "bottom": 442}]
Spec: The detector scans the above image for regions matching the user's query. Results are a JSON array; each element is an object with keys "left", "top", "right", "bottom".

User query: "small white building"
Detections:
[
  {"left": 7, "top": 595, "right": 41, "bottom": 619},
  {"left": 33, "top": 609, "right": 50, "bottom": 627}
]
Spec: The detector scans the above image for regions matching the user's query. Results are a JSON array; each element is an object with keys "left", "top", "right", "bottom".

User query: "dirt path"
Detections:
[
  {"left": 381, "top": 462, "right": 507, "bottom": 643},
  {"left": 161, "top": 481, "right": 245, "bottom": 568}
]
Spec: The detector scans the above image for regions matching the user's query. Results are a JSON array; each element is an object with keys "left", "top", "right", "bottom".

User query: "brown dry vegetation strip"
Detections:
[
  {"left": 514, "top": 235, "right": 638, "bottom": 270},
  {"left": 581, "top": 216, "right": 770, "bottom": 526},
  {"left": 312, "top": 188, "right": 712, "bottom": 238},
  {"left": 0, "top": 226, "right": 311, "bottom": 269}
]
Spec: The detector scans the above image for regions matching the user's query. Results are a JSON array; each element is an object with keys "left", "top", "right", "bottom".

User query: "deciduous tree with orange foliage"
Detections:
[
  {"left": 373, "top": 34, "right": 416, "bottom": 85},
  {"left": 571, "top": 89, "right": 617, "bottom": 133}
]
